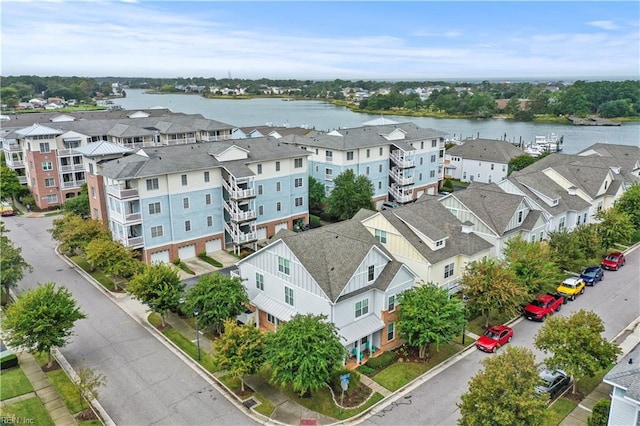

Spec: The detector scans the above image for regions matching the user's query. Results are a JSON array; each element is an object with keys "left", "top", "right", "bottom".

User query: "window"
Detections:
[
  {"left": 387, "top": 322, "right": 395, "bottom": 341},
  {"left": 375, "top": 229, "right": 387, "bottom": 244},
  {"left": 488, "top": 175, "right": 492, "bottom": 183},
  {"left": 276, "top": 201, "right": 282, "bottom": 212},
  {"left": 146, "top": 178, "right": 159, "bottom": 190},
  {"left": 325, "top": 168, "right": 333, "bottom": 180},
  {"left": 379, "top": 147, "right": 383, "bottom": 156},
  {"left": 285, "top": 287, "right": 294, "bottom": 306},
  {"left": 559, "top": 217, "right": 566, "bottom": 231},
  {"left": 421, "top": 141, "right": 424, "bottom": 149},
  {"left": 91, "top": 187, "right": 96, "bottom": 198},
  {"left": 44, "top": 178, "right": 55, "bottom": 187},
  {"left": 491, "top": 164, "right": 495, "bottom": 170},
  {"left": 207, "top": 216, "right": 213, "bottom": 227},
  {"left": 518, "top": 210, "right": 524, "bottom": 223},
  {"left": 294, "top": 178, "right": 303, "bottom": 188},
  {"left": 420, "top": 158, "right": 424, "bottom": 165},
  {"left": 388, "top": 295, "right": 396, "bottom": 312},
  {"left": 185, "top": 220, "right": 191, "bottom": 232},
  {"left": 257, "top": 164, "right": 262, "bottom": 174},
  {"left": 42, "top": 194, "right": 58, "bottom": 204},
  {"left": 379, "top": 164, "right": 383, "bottom": 173},
  {"left": 367, "top": 265, "right": 375, "bottom": 281},
  {"left": 275, "top": 161, "right": 281, "bottom": 172},
  {"left": 204, "top": 171, "right": 210, "bottom": 182},
  {"left": 258, "top": 184, "right": 263, "bottom": 195},
  {"left": 431, "top": 154, "right": 436, "bottom": 163},
  {"left": 430, "top": 170, "right": 435, "bottom": 178},
  {"left": 355, "top": 299, "right": 369, "bottom": 318},
  {"left": 205, "top": 194, "right": 212, "bottom": 205},
  {"left": 181, "top": 174, "right": 188, "bottom": 186},
  {"left": 151, "top": 225, "right": 163, "bottom": 238},
  {"left": 42, "top": 161, "right": 53, "bottom": 171},
  {"left": 502, "top": 165, "right": 506, "bottom": 172},
  {"left": 326, "top": 150, "right": 333, "bottom": 160},
  {"left": 378, "top": 181, "right": 382, "bottom": 189},
  {"left": 366, "top": 166, "right": 370, "bottom": 175},
  {"left": 295, "top": 197, "right": 303, "bottom": 207},
  {"left": 419, "top": 173, "right": 423, "bottom": 181},
  {"left": 347, "top": 151, "right": 354, "bottom": 161},
  {"left": 432, "top": 140, "right": 437, "bottom": 148},
  {"left": 93, "top": 208, "right": 98, "bottom": 218},
  {"left": 183, "top": 198, "right": 190, "bottom": 209},
  {"left": 436, "top": 240, "right": 444, "bottom": 247},
  {"left": 148, "top": 202, "right": 161, "bottom": 215},
  {"left": 278, "top": 256, "right": 290, "bottom": 275},
  {"left": 267, "top": 313, "right": 279, "bottom": 325},
  {"left": 444, "top": 263, "right": 455, "bottom": 279},
  {"left": 583, "top": 213, "right": 587, "bottom": 223},
  {"left": 276, "top": 182, "right": 281, "bottom": 192},
  {"left": 39, "top": 142, "right": 50, "bottom": 153},
  {"left": 366, "top": 149, "right": 370, "bottom": 158},
  {"left": 258, "top": 205, "right": 264, "bottom": 215},
  {"left": 531, "top": 234, "right": 536, "bottom": 243},
  {"left": 256, "top": 273, "right": 264, "bottom": 291},
  {"left": 294, "top": 158, "right": 303, "bottom": 168},
  {"left": 89, "top": 163, "right": 94, "bottom": 174}
]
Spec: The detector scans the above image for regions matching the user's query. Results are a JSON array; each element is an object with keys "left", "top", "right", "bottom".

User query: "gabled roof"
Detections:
[
  {"left": 604, "top": 343, "right": 640, "bottom": 404},
  {"left": 73, "top": 141, "right": 133, "bottom": 157},
  {"left": 445, "top": 138, "right": 525, "bottom": 163},
  {"left": 15, "top": 124, "right": 63, "bottom": 137},
  {"left": 507, "top": 172, "right": 591, "bottom": 214}
]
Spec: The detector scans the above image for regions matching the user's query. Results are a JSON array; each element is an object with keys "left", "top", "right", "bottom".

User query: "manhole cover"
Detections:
[{"left": 243, "top": 397, "right": 258, "bottom": 408}]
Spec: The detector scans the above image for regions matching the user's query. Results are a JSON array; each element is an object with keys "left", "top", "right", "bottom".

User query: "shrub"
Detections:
[
  {"left": 587, "top": 398, "right": 611, "bottom": 426},
  {"left": 366, "top": 351, "right": 396, "bottom": 369},
  {"left": 442, "top": 179, "right": 454, "bottom": 192},
  {"left": 356, "top": 365, "right": 375, "bottom": 376},
  {"left": 1, "top": 353, "right": 19, "bottom": 370},
  {"left": 172, "top": 257, "right": 181, "bottom": 265},
  {"left": 309, "top": 215, "right": 321, "bottom": 228}
]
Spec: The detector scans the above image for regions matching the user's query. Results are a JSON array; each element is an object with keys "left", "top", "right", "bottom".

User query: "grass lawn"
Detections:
[
  {"left": 70, "top": 255, "right": 117, "bottom": 291},
  {"left": 0, "top": 396, "right": 55, "bottom": 426},
  {"left": 0, "top": 368, "right": 34, "bottom": 400},
  {"left": 46, "top": 369, "right": 85, "bottom": 414},
  {"left": 373, "top": 343, "right": 460, "bottom": 391},
  {"left": 252, "top": 393, "right": 276, "bottom": 417},
  {"left": 545, "top": 398, "right": 577, "bottom": 425},
  {"left": 467, "top": 311, "right": 517, "bottom": 336}
]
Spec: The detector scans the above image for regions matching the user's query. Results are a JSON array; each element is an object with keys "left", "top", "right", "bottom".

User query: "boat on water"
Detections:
[{"left": 534, "top": 133, "right": 564, "bottom": 152}]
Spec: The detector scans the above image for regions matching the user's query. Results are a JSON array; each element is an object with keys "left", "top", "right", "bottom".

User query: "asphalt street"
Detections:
[{"left": 2, "top": 216, "right": 258, "bottom": 426}]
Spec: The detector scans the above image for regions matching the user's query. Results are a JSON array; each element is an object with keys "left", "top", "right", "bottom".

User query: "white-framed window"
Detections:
[
  {"left": 502, "top": 165, "right": 506, "bottom": 172},
  {"left": 148, "top": 202, "right": 161, "bottom": 215},
  {"left": 387, "top": 322, "right": 395, "bottom": 341},
  {"left": 278, "top": 256, "right": 290, "bottom": 275},
  {"left": 295, "top": 197, "right": 303, "bottom": 207},
  {"left": 326, "top": 150, "right": 333, "bottom": 160},
  {"left": 421, "top": 141, "right": 424, "bottom": 149},
  {"left": 204, "top": 171, "right": 210, "bottom": 182},
  {"left": 207, "top": 216, "right": 213, "bottom": 227},
  {"left": 379, "top": 164, "right": 383, "bottom": 173},
  {"left": 367, "top": 265, "right": 375, "bottom": 281},
  {"left": 185, "top": 220, "right": 191, "bottom": 232},
  {"left": 183, "top": 198, "right": 190, "bottom": 209},
  {"left": 285, "top": 286, "right": 294, "bottom": 306},
  {"left": 275, "top": 161, "right": 281, "bottom": 172},
  {"left": 294, "top": 177, "right": 303, "bottom": 188},
  {"left": 491, "top": 164, "right": 495, "bottom": 170},
  {"left": 540, "top": 231, "right": 544, "bottom": 240},
  {"left": 347, "top": 151, "right": 354, "bottom": 161},
  {"left": 379, "top": 147, "right": 383, "bottom": 156},
  {"left": 42, "top": 161, "right": 53, "bottom": 171},
  {"left": 559, "top": 217, "right": 566, "bottom": 230},
  {"left": 366, "top": 149, "right": 370, "bottom": 158},
  {"left": 258, "top": 205, "right": 264, "bottom": 215},
  {"left": 432, "top": 140, "right": 437, "bottom": 148},
  {"left": 276, "top": 201, "right": 282, "bottom": 212},
  {"left": 151, "top": 225, "right": 163, "bottom": 238},
  {"left": 44, "top": 178, "right": 55, "bottom": 187},
  {"left": 205, "top": 194, "right": 212, "bottom": 205},
  {"left": 267, "top": 313, "right": 279, "bottom": 325},
  {"left": 366, "top": 166, "right": 370, "bottom": 175},
  {"left": 388, "top": 295, "right": 396, "bottom": 312},
  {"left": 430, "top": 170, "right": 436, "bottom": 178},
  {"left": 181, "top": 174, "right": 188, "bottom": 186},
  {"left": 355, "top": 299, "right": 369, "bottom": 318},
  {"left": 444, "top": 263, "right": 455, "bottom": 279},
  {"left": 256, "top": 273, "right": 264, "bottom": 291},
  {"left": 146, "top": 178, "right": 159, "bottom": 190},
  {"left": 375, "top": 229, "right": 387, "bottom": 244},
  {"left": 436, "top": 240, "right": 444, "bottom": 247},
  {"left": 39, "top": 142, "right": 51, "bottom": 153},
  {"left": 294, "top": 158, "right": 303, "bottom": 168},
  {"left": 258, "top": 184, "right": 263, "bottom": 195},
  {"left": 91, "top": 187, "right": 96, "bottom": 198},
  {"left": 276, "top": 182, "right": 281, "bottom": 192},
  {"left": 378, "top": 181, "right": 382, "bottom": 189},
  {"left": 531, "top": 234, "right": 536, "bottom": 243},
  {"left": 42, "top": 194, "right": 58, "bottom": 203},
  {"left": 257, "top": 164, "right": 262, "bottom": 174},
  {"left": 431, "top": 154, "right": 436, "bottom": 162},
  {"left": 518, "top": 210, "right": 524, "bottom": 223}
]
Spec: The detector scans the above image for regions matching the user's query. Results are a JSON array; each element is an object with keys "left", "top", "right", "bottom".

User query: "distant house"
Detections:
[
  {"left": 444, "top": 138, "right": 525, "bottom": 183},
  {"left": 604, "top": 343, "right": 640, "bottom": 426}
]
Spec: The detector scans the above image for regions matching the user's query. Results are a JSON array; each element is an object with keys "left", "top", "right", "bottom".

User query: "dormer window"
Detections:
[
  {"left": 367, "top": 265, "right": 375, "bottom": 281},
  {"left": 375, "top": 229, "right": 387, "bottom": 244}
]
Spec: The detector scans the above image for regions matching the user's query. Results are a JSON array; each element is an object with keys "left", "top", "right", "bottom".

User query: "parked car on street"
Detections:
[
  {"left": 0, "top": 201, "right": 14, "bottom": 216},
  {"left": 580, "top": 266, "right": 604, "bottom": 286},
  {"left": 556, "top": 277, "right": 586, "bottom": 301},
  {"left": 523, "top": 293, "right": 565, "bottom": 321},
  {"left": 475, "top": 325, "right": 513, "bottom": 353},
  {"left": 601, "top": 252, "right": 626, "bottom": 271},
  {"left": 536, "top": 368, "right": 571, "bottom": 400}
]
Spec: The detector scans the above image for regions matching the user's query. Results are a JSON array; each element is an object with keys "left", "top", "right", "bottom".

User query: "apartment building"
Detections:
[
  {"left": 444, "top": 138, "right": 525, "bottom": 184},
  {"left": 280, "top": 120, "right": 447, "bottom": 208}
]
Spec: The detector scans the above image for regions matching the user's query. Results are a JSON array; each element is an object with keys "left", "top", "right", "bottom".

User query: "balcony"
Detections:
[
  {"left": 389, "top": 151, "right": 415, "bottom": 168},
  {"left": 164, "top": 137, "right": 196, "bottom": 146},
  {"left": 106, "top": 185, "right": 139, "bottom": 199},
  {"left": 59, "top": 164, "right": 85, "bottom": 172},
  {"left": 6, "top": 159, "right": 25, "bottom": 168},
  {"left": 57, "top": 148, "right": 77, "bottom": 156},
  {"left": 18, "top": 176, "right": 27, "bottom": 184},
  {"left": 224, "top": 201, "right": 256, "bottom": 222},
  {"left": 222, "top": 179, "right": 255, "bottom": 200},
  {"left": 325, "top": 174, "right": 333, "bottom": 181},
  {"left": 325, "top": 156, "right": 333, "bottom": 162},
  {"left": 388, "top": 167, "right": 414, "bottom": 186},
  {"left": 62, "top": 180, "right": 86, "bottom": 189},
  {"left": 443, "top": 276, "right": 462, "bottom": 294},
  {"left": 224, "top": 223, "right": 258, "bottom": 244},
  {"left": 110, "top": 210, "right": 142, "bottom": 224},
  {"left": 4, "top": 144, "right": 22, "bottom": 152},
  {"left": 123, "top": 236, "right": 144, "bottom": 248},
  {"left": 201, "top": 134, "right": 231, "bottom": 142},
  {"left": 388, "top": 184, "right": 413, "bottom": 204}
]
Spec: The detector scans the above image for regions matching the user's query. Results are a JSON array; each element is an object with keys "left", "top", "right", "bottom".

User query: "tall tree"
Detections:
[
  {"left": 85, "top": 239, "right": 141, "bottom": 286},
  {"left": 264, "top": 314, "right": 346, "bottom": 397},
  {"left": 397, "top": 284, "right": 465, "bottom": 359},
  {"left": 182, "top": 273, "right": 249, "bottom": 335},
  {"left": 127, "top": 264, "right": 185, "bottom": 326},
  {"left": 534, "top": 309, "right": 621, "bottom": 394},
  {"left": 548, "top": 229, "right": 589, "bottom": 272},
  {"left": 508, "top": 154, "right": 537, "bottom": 176},
  {"left": 0, "top": 164, "right": 24, "bottom": 205},
  {"left": 3, "top": 282, "right": 86, "bottom": 367},
  {"left": 595, "top": 208, "right": 634, "bottom": 250},
  {"left": 458, "top": 346, "right": 548, "bottom": 426},
  {"left": 62, "top": 183, "right": 90, "bottom": 217},
  {"left": 0, "top": 224, "right": 33, "bottom": 304},
  {"left": 308, "top": 176, "right": 326, "bottom": 215},
  {"left": 503, "top": 235, "right": 563, "bottom": 297},
  {"left": 48, "top": 214, "right": 111, "bottom": 255},
  {"left": 213, "top": 319, "right": 265, "bottom": 392},
  {"left": 460, "top": 258, "right": 528, "bottom": 328},
  {"left": 614, "top": 182, "right": 640, "bottom": 229},
  {"left": 326, "top": 169, "right": 374, "bottom": 221}
]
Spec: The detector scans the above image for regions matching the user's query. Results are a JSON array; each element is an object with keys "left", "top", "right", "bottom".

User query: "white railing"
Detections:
[
  {"left": 224, "top": 223, "right": 257, "bottom": 244},
  {"left": 57, "top": 148, "right": 76, "bottom": 156},
  {"left": 388, "top": 167, "right": 414, "bottom": 185},
  {"left": 111, "top": 210, "right": 142, "bottom": 224},
  {"left": 388, "top": 185, "right": 413, "bottom": 203},
  {"left": 230, "top": 269, "right": 241, "bottom": 278},
  {"left": 224, "top": 201, "right": 256, "bottom": 222},
  {"left": 61, "top": 180, "right": 86, "bottom": 188},
  {"left": 18, "top": 176, "right": 27, "bottom": 184},
  {"left": 325, "top": 174, "right": 333, "bottom": 181},
  {"left": 389, "top": 151, "right": 415, "bottom": 168},
  {"left": 201, "top": 134, "right": 231, "bottom": 142},
  {"left": 164, "top": 137, "right": 196, "bottom": 145},
  {"left": 106, "top": 185, "right": 139, "bottom": 199},
  {"left": 222, "top": 179, "right": 255, "bottom": 200},
  {"left": 4, "top": 144, "right": 22, "bottom": 152},
  {"left": 7, "top": 159, "right": 25, "bottom": 168},
  {"left": 443, "top": 277, "right": 462, "bottom": 294},
  {"left": 59, "top": 164, "right": 85, "bottom": 172},
  {"left": 124, "top": 236, "right": 144, "bottom": 247},
  {"left": 325, "top": 156, "right": 333, "bottom": 162}
]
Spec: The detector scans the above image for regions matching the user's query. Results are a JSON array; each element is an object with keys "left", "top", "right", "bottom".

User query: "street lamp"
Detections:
[
  {"left": 193, "top": 308, "right": 201, "bottom": 361},
  {"left": 462, "top": 295, "right": 470, "bottom": 345}
]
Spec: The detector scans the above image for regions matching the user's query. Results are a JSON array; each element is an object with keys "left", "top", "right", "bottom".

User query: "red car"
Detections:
[
  {"left": 601, "top": 252, "right": 626, "bottom": 271},
  {"left": 476, "top": 325, "right": 513, "bottom": 353}
]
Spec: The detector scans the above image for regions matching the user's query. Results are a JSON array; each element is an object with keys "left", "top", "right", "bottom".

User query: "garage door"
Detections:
[
  {"left": 150, "top": 250, "right": 170, "bottom": 264},
  {"left": 256, "top": 227, "right": 268, "bottom": 241},
  {"left": 205, "top": 238, "right": 222, "bottom": 253},
  {"left": 275, "top": 222, "right": 289, "bottom": 233},
  {"left": 178, "top": 244, "right": 196, "bottom": 260}
]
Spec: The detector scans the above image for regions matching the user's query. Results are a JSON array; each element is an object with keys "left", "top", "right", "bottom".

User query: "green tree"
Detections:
[
  {"left": 548, "top": 229, "right": 588, "bottom": 272},
  {"left": 326, "top": 169, "right": 374, "bottom": 221},
  {"left": 0, "top": 164, "right": 24, "bottom": 205},
  {"left": 534, "top": 309, "right": 621, "bottom": 394},
  {"left": 508, "top": 154, "right": 537, "bottom": 176},
  {"left": 213, "top": 319, "right": 265, "bottom": 391},
  {"left": 458, "top": 346, "right": 548, "bottom": 426},
  {"left": 599, "top": 99, "right": 633, "bottom": 118},
  {"left": 503, "top": 235, "right": 563, "bottom": 297},
  {"left": 62, "top": 184, "right": 90, "bottom": 217},
  {"left": 504, "top": 96, "right": 521, "bottom": 115},
  {"left": 2, "top": 282, "right": 86, "bottom": 367},
  {"left": 84, "top": 239, "right": 141, "bottom": 286},
  {"left": 264, "top": 313, "right": 346, "bottom": 397},
  {"left": 595, "top": 208, "right": 634, "bottom": 250},
  {"left": 572, "top": 223, "right": 603, "bottom": 261},
  {"left": 396, "top": 284, "right": 465, "bottom": 359},
  {"left": 49, "top": 214, "right": 111, "bottom": 255},
  {"left": 0, "top": 226, "right": 33, "bottom": 304},
  {"left": 460, "top": 258, "right": 528, "bottom": 328},
  {"left": 127, "top": 264, "right": 185, "bottom": 326},
  {"left": 182, "top": 273, "right": 249, "bottom": 335},
  {"left": 308, "top": 176, "right": 326, "bottom": 215},
  {"left": 74, "top": 366, "right": 107, "bottom": 410},
  {"left": 587, "top": 398, "right": 611, "bottom": 426},
  {"left": 614, "top": 182, "right": 640, "bottom": 229}
]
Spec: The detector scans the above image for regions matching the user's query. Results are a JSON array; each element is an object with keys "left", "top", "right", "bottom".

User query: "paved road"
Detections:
[
  {"left": 363, "top": 246, "right": 640, "bottom": 426},
  {"left": 3, "top": 216, "right": 258, "bottom": 426}
]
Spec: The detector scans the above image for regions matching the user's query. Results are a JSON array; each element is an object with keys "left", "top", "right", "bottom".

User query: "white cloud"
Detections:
[{"left": 587, "top": 20, "right": 619, "bottom": 30}]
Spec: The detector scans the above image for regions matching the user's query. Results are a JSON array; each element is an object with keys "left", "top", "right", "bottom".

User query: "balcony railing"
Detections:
[
  {"left": 200, "top": 134, "right": 231, "bottom": 142},
  {"left": 224, "top": 201, "right": 256, "bottom": 222},
  {"left": 443, "top": 277, "right": 462, "bottom": 294},
  {"left": 388, "top": 167, "right": 414, "bottom": 185},
  {"left": 388, "top": 184, "right": 413, "bottom": 203},
  {"left": 224, "top": 223, "right": 258, "bottom": 244},
  {"left": 325, "top": 174, "right": 333, "bottom": 181},
  {"left": 62, "top": 180, "right": 86, "bottom": 189},
  {"left": 164, "top": 137, "right": 196, "bottom": 146},
  {"left": 325, "top": 156, "right": 333, "bottom": 162},
  {"left": 6, "top": 160, "right": 25, "bottom": 168},
  {"left": 110, "top": 210, "right": 142, "bottom": 224},
  {"left": 123, "top": 236, "right": 144, "bottom": 248},
  {"left": 59, "top": 164, "right": 85, "bottom": 172},
  {"left": 389, "top": 151, "right": 415, "bottom": 168},
  {"left": 106, "top": 185, "right": 139, "bottom": 199},
  {"left": 57, "top": 148, "right": 77, "bottom": 156},
  {"left": 222, "top": 179, "right": 255, "bottom": 200},
  {"left": 4, "top": 144, "right": 22, "bottom": 152},
  {"left": 18, "top": 176, "right": 27, "bottom": 184}
]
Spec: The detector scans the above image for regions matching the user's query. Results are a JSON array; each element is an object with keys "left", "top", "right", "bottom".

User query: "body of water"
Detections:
[{"left": 117, "top": 90, "right": 639, "bottom": 154}]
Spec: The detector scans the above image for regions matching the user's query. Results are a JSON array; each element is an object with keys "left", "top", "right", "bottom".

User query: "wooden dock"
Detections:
[{"left": 568, "top": 115, "right": 621, "bottom": 126}]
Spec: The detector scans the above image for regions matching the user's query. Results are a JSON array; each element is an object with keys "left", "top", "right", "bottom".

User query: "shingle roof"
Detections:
[
  {"left": 508, "top": 172, "right": 592, "bottom": 214},
  {"left": 445, "top": 138, "right": 525, "bottom": 163},
  {"left": 604, "top": 343, "right": 640, "bottom": 403}
]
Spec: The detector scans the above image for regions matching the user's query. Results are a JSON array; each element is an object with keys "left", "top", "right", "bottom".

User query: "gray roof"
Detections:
[
  {"left": 508, "top": 172, "right": 591, "bottom": 214},
  {"left": 98, "top": 136, "right": 309, "bottom": 180},
  {"left": 446, "top": 138, "right": 525, "bottom": 163},
  {"left": 274, "top": 219, "right": 405, "bottom": 303},
  {"left": 73, "top": 141, "right": 133, "bottom": 157},
  {"left": 604, "top": 343, "right": 640, "bottom": 403}
]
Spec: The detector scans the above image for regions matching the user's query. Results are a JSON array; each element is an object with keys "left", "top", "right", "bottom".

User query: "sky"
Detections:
[{"left": 1, "top": 1, "right": 639, "bottom": 81}]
